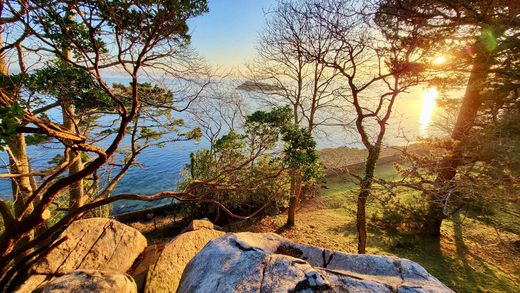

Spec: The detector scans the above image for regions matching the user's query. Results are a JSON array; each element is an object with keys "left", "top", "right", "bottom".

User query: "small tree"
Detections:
[
  {"left": 184, "top": 107, "right": 293, "bottom": 221},
  {"left": 281, "top": 124, "right": 322, "bottom": 226},
  {"left": 245, "top": 106, "right": 322, "bottom": 226}
]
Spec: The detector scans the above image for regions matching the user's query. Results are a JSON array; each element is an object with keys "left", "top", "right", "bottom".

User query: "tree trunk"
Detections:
[
  {"left": 356, "top": 148, "right": 379, "bottom": 254},
  {"left": 1, "top": 32, "right": 34, "bottom": 218},
  {"left": 287, "top": 173, "right": 296, "bottom": 226},
  {"left": 62, "top": 38, "right": 85, "bottom": 212},
  {"left": 356, "top": 189, "right": 368, "bottom": 254},
  {"left": 5, "top": 135, "right": 34, "bottom": 217},
  {"left": 421, "top": 48, "right": 492, "bottom": 236},
  {"left": 287, "top": 172, "right": 303, "bottom": 226},
  {"left": 63, "top": 99, "right": 84, "bottom": 211},
  {"left": 1, "top": 31, "right": 34, "bottom": 256}
]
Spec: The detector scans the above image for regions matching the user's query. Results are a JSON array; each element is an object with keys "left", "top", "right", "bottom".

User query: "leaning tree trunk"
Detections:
[
  {"left": 62, "top": 99, "right": 84, "bottom": 211},
  {"left": 5, "top": 135, "right": 34, "bottom": 217},
  {"left": 356, "top": 148, "right": 379, "bottom": 254},
  {"left": 421, "top": 48, "right": 492, "bottom": 237},
  {"left": 62, "top": 35, "right": 85, "bottom": 212},
  {"left": 0, "top": 33, "right": 34, "bottom": 218},
  {"left": 1, "top": 32, "right": 35, "bottom": 256}
]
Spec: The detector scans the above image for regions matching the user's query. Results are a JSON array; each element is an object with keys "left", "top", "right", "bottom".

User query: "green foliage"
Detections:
[
  {"left": 214, "top": 130, "right": 246, "bottom": 153},
  {"left": 281, "top": 125, "right": 322, "bottom": 181},
  {"left": 139, "top": 128, "right": 162, "bottom": 140},
  {"left": 26, "top": 60, "right": 112, "bottom": 111},
  {"left": 182, "top": 106, "right": 323, "bottom": 220},
  {"left": 183, "top": 127, "right": 202, "bottom": 141},
  {"left": 245, "top": 106, "right": 293, "bottom": 128},
  {"left": 481, "top": 27, "right": 498, "bottom": 52},
  {"left": 183, "top": 144, "right": 289, "bottom": 219},
  {"left": 33, "top": 0, "right": 208, "bottom": 56},
  {"left": 25, "top": 134, "right": 50, "bottom": 146},
  {"left": 95, "top": 0, "right": 208, "bottom": 44},
  {"left": 0, "top": 101, "right": 24, "bottom": 151},
  {"left": 370, "top": 190, "right": 428, "bottom": 234},
  {"left": 245, "top": 106, "right": 323, "bottom": 180}
]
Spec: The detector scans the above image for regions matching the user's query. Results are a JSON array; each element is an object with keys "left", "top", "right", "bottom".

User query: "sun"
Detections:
[
  {"left": 419, "top": 87, "right": 439, "bottom": 136},
  {"left": 432, "top": 55, "right": 447, "bottom": 65}
]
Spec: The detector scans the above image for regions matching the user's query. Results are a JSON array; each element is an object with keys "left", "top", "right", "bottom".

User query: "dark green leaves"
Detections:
[
  {"left": 26, "top": 60, "right": 112, "bottom": 112},
  {"left": 281, "top": 125, "right": 322, "bottom": 181},
  {"left": 246, "top": 106, "right": 322, "bottom": 181},
  {"left": 245, "top": 106, "right": 293, "bottom": 127},
  {"left": 0, "top": 101, "right": 24, "bottom": 151}
]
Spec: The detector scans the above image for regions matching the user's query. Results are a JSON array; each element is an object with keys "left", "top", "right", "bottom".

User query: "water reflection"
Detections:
[{"left": 419, "top": 87, "right": 439, "bottom": 136}]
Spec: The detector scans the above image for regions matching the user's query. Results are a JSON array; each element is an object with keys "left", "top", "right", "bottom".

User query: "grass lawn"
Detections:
[{"left": 238, "top": 162, "right": 520, "bottom": 293}]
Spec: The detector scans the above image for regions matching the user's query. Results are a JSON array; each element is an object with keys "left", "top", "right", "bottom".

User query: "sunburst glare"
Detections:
[{"left": 432, "top": 55, "right": 447, "bottom": 65}]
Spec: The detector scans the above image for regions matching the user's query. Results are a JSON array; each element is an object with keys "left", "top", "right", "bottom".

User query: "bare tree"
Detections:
[
  {"left": 241, "top": 0, "right": 343, "bottom": 133},
  {"left": 189, "top": 79, "right": 246, "bottom": 149},
  {"left": 297, "top": 0, "right": 425, "bottom": 253}
]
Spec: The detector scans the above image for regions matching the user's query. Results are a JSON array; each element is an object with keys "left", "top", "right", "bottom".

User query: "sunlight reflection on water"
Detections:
[{"left": 419, "top": 87, "right": 439, "bottom": 137}]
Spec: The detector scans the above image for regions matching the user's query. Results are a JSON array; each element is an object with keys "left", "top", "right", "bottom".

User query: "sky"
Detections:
[
  {"left": 186, "top": 0, "right": 444, "bottom": 140},
  {"left": 188, "top": 0, "right": 277, "bottom": 71}
]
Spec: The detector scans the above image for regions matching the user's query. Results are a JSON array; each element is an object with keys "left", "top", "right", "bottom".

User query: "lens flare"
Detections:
[
  {"left": 432, "top": 56, "right": 446, "bottom": 65},
  {"left": 419, "top": 87, "right": 439, "bottom": 136}
]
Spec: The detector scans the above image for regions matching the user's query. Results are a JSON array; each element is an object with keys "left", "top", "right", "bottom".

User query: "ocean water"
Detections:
[
  {"left": 0, "top": 115, "right": 206, "bottom": 214},
  {"left": 0, "top": 77, "right": 427, "bottom": 214},
  {"left": 0, "top": 76, "right": 210, "bottom": 214}
]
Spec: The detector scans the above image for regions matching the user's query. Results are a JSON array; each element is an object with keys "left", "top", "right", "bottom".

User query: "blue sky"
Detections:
[{"left": 188, "top": 0, "right": 277, "bottom": 70}]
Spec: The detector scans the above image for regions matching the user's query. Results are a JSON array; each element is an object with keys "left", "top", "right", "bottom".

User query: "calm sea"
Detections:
[{"left": 0, "top": 77, "right": 425, "bottom": 214}]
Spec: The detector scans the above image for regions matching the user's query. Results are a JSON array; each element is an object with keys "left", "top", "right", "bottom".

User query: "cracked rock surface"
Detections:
[
  {"left": 178, "top": 232, "right": 454, "bottom": 293},
  {"left": 17, "top": 218, "right": 147, "bottom": 292},
  {"left": 33, "top": 269, "right": 137, "bottom": 293},
  {"left": 34, "top": 218, "right": 148, "bottom": 274}
]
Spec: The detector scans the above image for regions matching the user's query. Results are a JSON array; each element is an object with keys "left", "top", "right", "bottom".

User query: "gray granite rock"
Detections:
[{"left": 178, "top": 232, "right": 454, "bottom": 293}]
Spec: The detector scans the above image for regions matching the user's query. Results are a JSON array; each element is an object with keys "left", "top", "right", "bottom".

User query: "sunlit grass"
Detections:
[{"left": 240, "top": 161, "right": 520, "bottom": 292}]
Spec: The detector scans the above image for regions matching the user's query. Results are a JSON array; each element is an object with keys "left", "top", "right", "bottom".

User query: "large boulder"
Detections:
[
  {"left": 18, "top": 218, "right": 147, "bottom": 292},
  {"left": 34, "top": 217, "right": 147, "bottom": 274},
  {"left": 33, "top": 270, "right": 137, "bottom": 293},
  {"left": 144, "top": 219, "right": 225, "bottom": 293},
  {"left": 178, "top": 232, "right": 454, "bottom": 292}
]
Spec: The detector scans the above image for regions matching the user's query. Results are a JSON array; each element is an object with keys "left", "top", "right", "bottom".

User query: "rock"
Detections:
[
  {"left": 181, "top": 218, "right": 222, "bottom": 233},
  {"left": 131, "top": 244, "right": 166, "bottom": 292},
  {"left": 16, "top": 275, "right": 49, "bottom": 293},
  {"left": 33, "top": 270, "right": 137, "bottom": 293},
  {"left": 18, "top": 218, "right": 147, "bottom": 292},
  {"left": 144, "top": 220, "right": 225, "bottom": 293},
  {"left": 178, "top": 232, "right": 454, "bottom": 292},
  {"left": 33, "top": 217, "right": 147, "bottom": 275}
]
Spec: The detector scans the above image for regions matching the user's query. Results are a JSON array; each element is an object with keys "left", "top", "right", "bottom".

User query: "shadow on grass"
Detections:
[
  {"left": 453, "top": 213, "right": 477, "bottom": 285},
  {"left": 368, "top": 218, "right": 519, "bottom": 293},
  {"left": 275, "top": 223, "right": 294, "bottom": 234}
]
